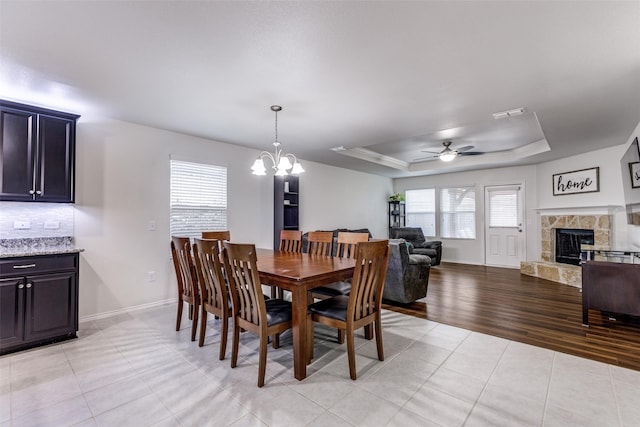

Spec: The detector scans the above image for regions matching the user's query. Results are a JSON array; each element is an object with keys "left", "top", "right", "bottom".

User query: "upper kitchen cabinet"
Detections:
[{"left": 0, "top": 100, "right": 80, "bottom": 203}]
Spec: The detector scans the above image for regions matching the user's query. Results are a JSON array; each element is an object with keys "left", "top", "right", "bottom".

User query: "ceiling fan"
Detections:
[{"left": 415, "top": 141, "right": 484, "bottom": 162}]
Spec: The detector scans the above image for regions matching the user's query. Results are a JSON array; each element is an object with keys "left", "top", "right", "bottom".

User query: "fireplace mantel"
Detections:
[{"left": 534, "top": 205, "right": 623, "bottom": 215}]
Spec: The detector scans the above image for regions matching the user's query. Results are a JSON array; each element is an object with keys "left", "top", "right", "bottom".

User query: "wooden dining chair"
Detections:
[
  {"left": 306, "top": 231, "right": 333, "bottom": 256},
  {"left": 272, "top": 229, "right": 303, "bottom": 298},
  {"left": 279, "top": 229, "right": 302, "bottom": 253},
  {"left": 223, "top": 242, "right": 293, "bottom": 387},
  {"left": 308, "top": 239, "right": 390, "bottom": 380},
  {"left": 170, "top": 236, "right": 199, "bottom": 341},
  {"left": 192, "top": 238, "right": 230, "bottom": 359},
  {"left": 202, "top": 230, "right": 231, "bottom": 252},
  {"left": 311, "top": 231, "right": 370, "bottom": 343}
]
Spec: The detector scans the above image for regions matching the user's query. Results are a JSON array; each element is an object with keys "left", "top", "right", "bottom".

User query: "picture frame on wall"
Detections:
[
  {"left": 552, "top": 167, "right": 600, "bottom": 196},
  {"left": 630, "top": 162, "right": 640, "bottom": 189}
]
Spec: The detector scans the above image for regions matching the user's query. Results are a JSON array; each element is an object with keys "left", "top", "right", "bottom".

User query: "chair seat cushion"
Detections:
[
  {"left": 265, "top": 299, "right": 292, "bottom": 326},
  {"left": 308, "top": 295, "right": 349, "bottom": 321},
  {"left": 312, "top": 281, "right": 352, "bottom": 297}
]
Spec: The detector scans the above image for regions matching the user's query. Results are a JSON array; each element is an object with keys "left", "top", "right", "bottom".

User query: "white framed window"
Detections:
[
  {"left": 405, "top": 188, "right": 436, "bottom": 237},
  {"left": 440, "top": 187, "right": 476, "bottom": 239},
  {"left": 170, "top": 160, "right": 227, "bottom": 238},
  {"left": 487, "top": 186, "right": 520, "bottom": 228}
]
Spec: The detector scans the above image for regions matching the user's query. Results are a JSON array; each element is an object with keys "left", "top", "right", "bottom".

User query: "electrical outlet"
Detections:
[
  {"left": 147, "top": 271, "right": 156, "bottom": 282},
  {"left": 44, "top": 220, "right": 60, "bottom": 229},
  {"left": 13, "top": 220, "right": 31, "bottom": 230}
]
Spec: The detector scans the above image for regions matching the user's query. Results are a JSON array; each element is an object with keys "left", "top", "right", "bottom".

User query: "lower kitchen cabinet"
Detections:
[{"left": 0, "top": 253, "right": 79, "bottom": 354}]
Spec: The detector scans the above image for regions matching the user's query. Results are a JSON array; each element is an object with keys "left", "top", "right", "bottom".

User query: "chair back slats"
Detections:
[
  {"left": 223, "top": 242, "right": 266, "bottom": 326},
  {"left": 192, "top": 239, "right": 227, "bottom": 310},
  {"left": 336, "top": 232, "right": 369, "bottom": 259},
  {"left": 348, "top": 240, "right": 390, "bottom": 322},
  {"left": 279, "top": 230, "right": 303, "bottom": 253},
  {"left": 202, "top": 230, "right": 231, "bottom": 241},
  {"left": 307, "top": 231, "right": 333, "bottom": 256},
  {"left": 171, "top": 236, "right": 197, "bottom": 299}
]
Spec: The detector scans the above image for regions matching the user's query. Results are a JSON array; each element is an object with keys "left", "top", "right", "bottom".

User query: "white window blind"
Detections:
[
  {"left": 405, "top": 188, "right": 436, "bottom": 237},
  {"left": 440, "top": 187, "right": 476, "bottom": 239},
  {"left": 170, "top": 160, "right": 227, "bottom": 238},
  {"left": 488, "top": 187, "right": 519, "bottom": 227}
]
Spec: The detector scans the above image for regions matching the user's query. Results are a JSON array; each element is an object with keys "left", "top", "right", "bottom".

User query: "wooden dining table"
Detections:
[{"left": 255, "top": 248, "right": 356, "bottom": 380}]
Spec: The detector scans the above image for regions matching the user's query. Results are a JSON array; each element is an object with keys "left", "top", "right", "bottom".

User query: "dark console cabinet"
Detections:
[
  {"left": 582, "top": 261, "right": 640, "bottom": 326},
  {"left": 0, "top": 253, "right": 79, "bottom": 354},
  {"left": 0, "top": 100, "right": 79, "bottom": 202}
]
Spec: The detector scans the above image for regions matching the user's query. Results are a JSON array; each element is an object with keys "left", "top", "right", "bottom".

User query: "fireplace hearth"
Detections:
[{"left": 555, "top": 228, "right": 594, "bottom": 265}]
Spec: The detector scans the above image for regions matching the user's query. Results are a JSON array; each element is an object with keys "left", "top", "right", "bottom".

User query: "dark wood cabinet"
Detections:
[
  {"left": 0, "top": 100, "right": 79, "bottom": 202},
  {"left": 274, "top": 176, "right": 299, "bottom": 249},
  {"left": 582, "top": 261, "right": 640, "bottom": 326},
  {"left": 0, "top": 253, "right": 79, "bottom": 354}
]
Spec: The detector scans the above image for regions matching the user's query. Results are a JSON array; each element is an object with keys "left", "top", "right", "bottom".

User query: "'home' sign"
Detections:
[{"left": 552, "top": 167, "right": 600, "bottom": 196}]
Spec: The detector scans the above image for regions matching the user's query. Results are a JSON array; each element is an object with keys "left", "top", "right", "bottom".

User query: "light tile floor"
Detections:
[{"left": 1, "top": 303, "right": 640, "bottom": 427}]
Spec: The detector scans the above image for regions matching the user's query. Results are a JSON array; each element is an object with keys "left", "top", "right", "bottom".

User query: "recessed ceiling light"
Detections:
[{"left": 493, "top": 107, "right": 526, "bottom": 119}]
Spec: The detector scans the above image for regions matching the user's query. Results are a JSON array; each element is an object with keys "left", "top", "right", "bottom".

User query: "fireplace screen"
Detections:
[{"left": 555, "top": 228, "right": 594, "bottom": 265}]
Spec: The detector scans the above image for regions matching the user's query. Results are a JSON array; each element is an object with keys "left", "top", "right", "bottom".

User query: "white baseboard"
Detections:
[{"left": 79, "top": 298, "right": 177, "bottom": 322}]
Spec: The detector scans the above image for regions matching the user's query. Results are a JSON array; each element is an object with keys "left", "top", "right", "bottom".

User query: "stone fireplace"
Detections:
[{"left": 521, "top": 214, "right": 612, "bottom": 287}]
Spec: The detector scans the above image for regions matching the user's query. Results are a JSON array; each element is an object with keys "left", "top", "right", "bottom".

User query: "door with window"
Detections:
[{"left": 485, "top": 185, "right": 524, "bottom": 268}]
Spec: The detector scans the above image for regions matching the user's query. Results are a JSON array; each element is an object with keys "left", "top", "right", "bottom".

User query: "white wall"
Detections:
[
  {"left": 393, "top": 119, "right": 640, "bottom": 265},
  {"left": 394, "top": 165, "right": 538, "bottom": 265},
  {"left": 74, "top": 117, "right": 391, "bottom": 318}
]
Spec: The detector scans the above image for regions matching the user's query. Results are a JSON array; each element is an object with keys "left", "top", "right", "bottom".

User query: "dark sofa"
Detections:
[
  {"left": 382, "top": 239, "right": 431, "bottom": 303},
  {"left": 389, "top": 227, "right": 442, "bottom": 266}
]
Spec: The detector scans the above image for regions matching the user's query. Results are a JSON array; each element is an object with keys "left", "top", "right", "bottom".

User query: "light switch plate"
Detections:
[{"left": 13, "top": 220, "right": 31, "bottom": 229}]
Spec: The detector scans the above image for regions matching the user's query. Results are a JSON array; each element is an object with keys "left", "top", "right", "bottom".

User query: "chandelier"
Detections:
[{"left": 251, "top": 105, "right": 304, "bottom": 176}]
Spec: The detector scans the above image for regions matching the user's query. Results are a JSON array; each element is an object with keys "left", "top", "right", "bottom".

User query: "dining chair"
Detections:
[
  {"left": 308, "top": 239, "right": 390, "bottom": 380},
  {"left": 273, "top": 229, "right": 303, "bottom": 297},
  {"left": 311, "top": 231, "right": 370, "bottom": 343},
  {"left": 312, "top": 232, "right": 369, "bottom": 298},
  {"left": 279, "top": 229, "right": 302, "bottom": 253},
  {"left": 201, "top": 230, "right": 231, "bottom": 252},
  {"left": 170, "top": 236, "right": 199, "bottom": 341},
  {"left": 223, "top": 242, "right": 293, "bottom": 387},
  {"left": 192, "top": 238, "right": 230, "bottom": 359},
  {"left": 306, "top": 231, "right": 333, "bottom": 256}
]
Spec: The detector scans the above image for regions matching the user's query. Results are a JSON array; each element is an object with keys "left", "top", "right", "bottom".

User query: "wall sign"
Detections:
[
  {"left": 552, "top": 167, "right": 600, "bottom": 196},
  {"left": 630, "top": 162, "right": 640, "bottom": 189}
]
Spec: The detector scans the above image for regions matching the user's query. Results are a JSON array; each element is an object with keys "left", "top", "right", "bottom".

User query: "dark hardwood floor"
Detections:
[{"left": 382, "top": 262, "right": 640, "bottom": 371}]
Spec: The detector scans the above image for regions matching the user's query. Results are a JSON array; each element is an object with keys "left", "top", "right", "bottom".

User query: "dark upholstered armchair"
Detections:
[
  {"left": 389, "top": 227, "right": 442, "bottom": 266},
  {"left": 382, "top": 239, "right": 431, "bottom": 304}
]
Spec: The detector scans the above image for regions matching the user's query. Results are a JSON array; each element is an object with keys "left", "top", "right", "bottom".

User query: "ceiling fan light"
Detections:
[{"left": 439, "top": 151, "right": 457, "bottom": 162}]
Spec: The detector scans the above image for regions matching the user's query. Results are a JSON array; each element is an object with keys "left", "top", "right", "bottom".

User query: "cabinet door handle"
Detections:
[
  {"left": 18, "top": 284, "right": 24, "bottom": 289},
  {"left": 36, "top": 190, "right": 42, "bottom": 195},
  {"left": 26, "top": 283, "right": 32, "bottom": 288},
  {"left": 29, "top": 189, "right": 35, "bottom": 195},
  {"left": 13, "top": 264, "right": 36, "bottom": 269}
]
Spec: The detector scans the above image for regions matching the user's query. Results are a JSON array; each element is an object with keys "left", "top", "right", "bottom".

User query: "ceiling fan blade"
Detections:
[
  {"left": 458, "top": 151, "right": 484, "bottom": 156},
  {"left": 456, "top": 145, "right": 475, "bottom": 152},
  {"left": 420, "top": 150, "right": 441, "bottom": 154},
  {"left": 413, "top": 155, "right": 438, "bottom": 161}
]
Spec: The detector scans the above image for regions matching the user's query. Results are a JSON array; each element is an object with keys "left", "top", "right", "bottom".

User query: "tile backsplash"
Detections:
[{"left": 0, "top": 202, "right": 74, "bottom": 239}]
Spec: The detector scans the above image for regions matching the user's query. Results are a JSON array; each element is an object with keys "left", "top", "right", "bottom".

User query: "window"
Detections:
[
  {"left": 487, "top": 187, "right": 520, "bottom": 227},
  {"left": 170, "top": 160, "right": 227, "bottom": 238},
  {"left": 405, "top": 189, "right": 436, "bottom": 237},
  {"left": 440, "top": 187, "right": 476, "bottom": 239}
]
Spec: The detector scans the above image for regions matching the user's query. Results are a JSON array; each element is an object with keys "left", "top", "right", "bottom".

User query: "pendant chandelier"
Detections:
[{"left": 251, "top": 105, "right": 304, "bottom": 176}]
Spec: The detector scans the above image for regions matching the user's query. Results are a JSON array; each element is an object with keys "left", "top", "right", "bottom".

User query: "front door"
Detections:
[{"left": 485, "top": 184, "right": 525, "bottom": 268}]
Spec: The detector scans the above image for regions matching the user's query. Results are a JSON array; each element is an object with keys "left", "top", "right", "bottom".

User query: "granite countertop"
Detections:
[{"left": 0, "top": 237, "right": 84, "bottom": 259}]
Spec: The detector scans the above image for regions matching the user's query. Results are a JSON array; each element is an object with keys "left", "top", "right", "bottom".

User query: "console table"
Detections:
[{"left": 582, "top": 260, "right": 640, "bottom": 326}]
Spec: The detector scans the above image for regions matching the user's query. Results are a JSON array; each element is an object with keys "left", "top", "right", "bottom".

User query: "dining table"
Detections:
[{"left": 255, "top": 248, "right": 356, "bottom": 380}]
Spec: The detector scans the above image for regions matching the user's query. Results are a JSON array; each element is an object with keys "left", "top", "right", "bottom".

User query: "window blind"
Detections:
[
  {"left": 170, "top": 160, "right": 227, "bottom": 238},
  {"left": 488, "top": 188, "right": 519, "bottom": 227},
  {"left": 405, "top": 188, "right": 436, "bottom": 237},
  {"left": 440, "top": 187, "right": 476, "bottom": 239}
]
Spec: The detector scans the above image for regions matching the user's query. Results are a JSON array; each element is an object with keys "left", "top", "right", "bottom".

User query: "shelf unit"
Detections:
[
  {"left": 274, "top": 176, "right": 299, "bottom": 249},
  {"left": 388, "top": 200, "right": 405, "bottom": 233}
]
